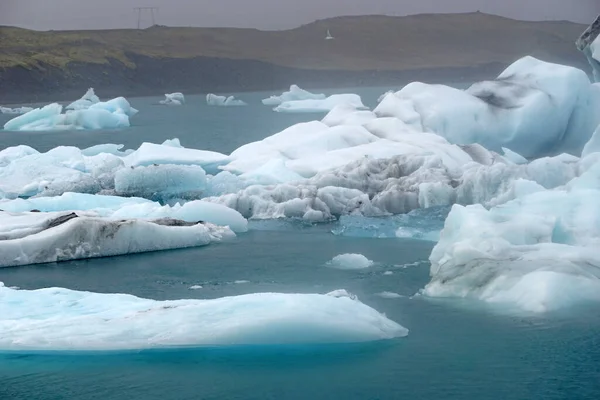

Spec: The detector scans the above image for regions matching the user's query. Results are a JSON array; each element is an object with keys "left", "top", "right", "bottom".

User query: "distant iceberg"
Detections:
[
  {"left": 0, "top": 286, "right": 407, "bottom": 351},
  {"left": 3, "top": 97, "right": 138, "bottom": 131},
  {"left": 0, "top": 210, "right": 234, "bottom": 268},
  {"left": 160, "top": 92, "right": 185, "bottom": 105},
  {"left": 65, "top": 88, "right": 100, "bottom": 110},
  {"left": 577, "top": 15, "right": 600, "bottom": 82},
  {"left": 375, "top": 56, "right": 600, "bottom": 158},
  {"left": 262, "top": 85, "right": 326, "bottom": 106},
  {"left": 0, "top": 106, "right": 34, "bottom": 115},
  {"left": 206, "top": 93, "right": 247, "bottom": 106},
  {"left": 274, "top": 94, "right": 367, "bottom": 113}
]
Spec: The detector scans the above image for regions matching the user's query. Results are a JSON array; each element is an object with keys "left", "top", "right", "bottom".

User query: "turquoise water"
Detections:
[{"left": 1, "top": 88, "right": 599, "bottom": 399}]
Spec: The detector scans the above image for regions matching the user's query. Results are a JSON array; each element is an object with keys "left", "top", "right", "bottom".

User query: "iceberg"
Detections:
[
  {"left": 65, "top": 88, "right": 100, "bottom": 110},
  {"left": 0, "top": 192, "right": 249, "bottom": 233},
  {"left": 0, "top": 286, "right": 407, "bottom": 351},
  {"left": 374, "top": 56, "right": 600, "bottom": 158},
  {"left": 274, "top": 94, "right": 367, "bottom": 113},
  {"left": 206, "top": 94, "right": 247, "bottom": 107},
  {"left": 326, "top": 254, "right": 374, "bottom": 270},
  {"left": 159, "top": 92, "right": 185, "bottom": 106},
  {"left": 423, "top": 156, "right": 600, "bottom": 312},
  {"left": 0, "top": 140, "right": 230, "bottom": 200},
  {"left": 3, "top": 96, "right": 138, "bottom": 131},
  {"left": 262, "top": 85, "right": 326, "bottom": 106},
  {"left": 577, "top": 15, "right": 600, "bottom": 82},
  {"left": 0, "top": 210, "right": 234, "bottom": 268},
  {"left": 0, "top": 106, "right": 34, "bottom": 115}
]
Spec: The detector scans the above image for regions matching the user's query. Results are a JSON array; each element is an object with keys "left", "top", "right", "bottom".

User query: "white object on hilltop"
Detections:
[
  {"left": 423, "top": 155, "right": 600, "bottom": 312},
  {"left": 206, "top": 94, "right": 247, "bottom": 106},
  {"left": 0, "top": 106, "right": 34, "bottom": 115},
  {"left": 326, "top": 253, "right": 374, "bottom": 270},
  {"left": 374, "top": 56, "right": 600, "bottom": 159},
  {"left": 325, "top": 29, "right": 334, "bottom": 40},
  {"left": 0, "top": 211, "right": 234, "bottom": 268},
  {"left": 65, "top": 88, "right": 100, "bottom": 110},
  {"left": 274, "top": 94, "right": 368, "bottom": 113},
  {"left": 262, "top": 85, "right": 326, "bottom": 106},
  {"left": 160, "top": 92, "right": 185, "bottom": 106},
  {"left": 576, "top": 15, "right": 600, "bottom": 82},
  {"left": 4, "top": 96, "right": 138, "bottom": 131},
  {"left": 0, "top": 285, "right": 407, "bottom": 351}
]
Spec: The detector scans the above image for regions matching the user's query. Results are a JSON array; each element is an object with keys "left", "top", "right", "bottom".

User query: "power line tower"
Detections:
[{"left": 133, "top": 7, "right": 159, "bottom": 29}]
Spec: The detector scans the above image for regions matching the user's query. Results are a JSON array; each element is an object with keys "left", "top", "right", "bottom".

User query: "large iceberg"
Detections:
[
  {"left": 160, "top": 92, "right": 185, "bottom": 106},
  {"left": 3, "top": 97, "right": 138, "bottom": 131},
  {"left": 577, "top": 15, "right": 600, "bottom": 82},
  {"left": 0, "top": 139, "right": 229, "bottom": 199},
  {"left": 423, "top": 154, "right": 600, "bottom": 313},
  {"left": 0, "top": 286, "right": 407, "bottom": 351},
  {"left": 262, "top": 85, "right": 326, "bottom": 106},
  {"left": 206, "top": 94, "right": 247, "bottom": 106},
  {"left": 0, "top": 210, "right": 234, "bottom": 268},
  {"left": 65, "top": 88, "right": 100, "bottom": 110},
  {"left": 0, "top": 192, "right": 249, "bottom": 233},
  {"left": 375, "top": 56, "right": 600, "bottom": 158},
  {"left": 0, "top": 106, "right": 34, "bottom": 115},
  {"left": 274, "top": 94, "right": 367, "bottom": 113}
]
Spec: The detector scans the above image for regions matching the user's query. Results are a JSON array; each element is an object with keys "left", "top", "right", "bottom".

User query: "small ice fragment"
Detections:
[
  {"left": 376, "top": 291, "right": 403, "bottom": 299},
  {"left": 326, "top": 253, "right": 374, "bottom": 270},
  {"left": 189, "top": 285, "right": 203, "bottom": 290}
]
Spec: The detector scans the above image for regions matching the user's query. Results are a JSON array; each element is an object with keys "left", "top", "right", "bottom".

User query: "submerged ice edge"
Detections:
[{"left": 0, "top": 286, "right": 408, "bottom": 351}]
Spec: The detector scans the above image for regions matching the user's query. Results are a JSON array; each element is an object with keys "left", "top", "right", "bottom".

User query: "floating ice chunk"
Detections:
[
  {"left": 81, "top": 144, "right": 134, "bottom": 157},
  {"left": 160, "top": 92, "right": 185, "bottom": 105},
  {"left": 189, "top": 285, "right": 203, "bottom": 290},
  {"left": 115, "top": 164, "right": 207, "bottom": 201},
  {"left": 65, "top": 88, "right": 100, "bottom": 110},
  {"left": 326, "top": 254, "right": 374, "bottom": 270},
  {"left": 89, "top": 96, "right": 138, "bottom": 117},
  {"left": 4, "top": 101, "right": 133, "bottom": 131},
  {"left": 234, "top": 280, "right": 250, "bottom": 284},
  {"left": 375, "top": 292, "right": 403, "bottom": 299},
  {"left": 502, "top": 147, "right": 528, "bottom": 164},
  {"left": 374, "top": 56, "right": 600, "bottom": 158},
  {"left": 274, "top": 94, "right": 367, "bottom": 113},
  {"left": 124, "top": 142, "right": 229, "bottom": 175},
  {"left": 262, "top": 85, "right": 326, "bottom": 106},
  {"left": 0, "top": 192, "right": 249, "bottom": 233},
  {"left": 577, "top": 15, "right": 600, "bottom": 82},
  {"left": 0, "top": 285, "right": 407, "bottom": 351},
  {"left": 0, "top": 106, "right": 34, "bottom": 114},
  {"left": 424, "top": 181, "right": 600, "bottom": 312},
  {"left": 0, "top": 211, "right": 234, "bottom": 268},
  {"left": 383, "top": 271, "right": 394, "bottom": 276},
  {"left": 206, "top": 94, "right": 247, "bottom": 106}
]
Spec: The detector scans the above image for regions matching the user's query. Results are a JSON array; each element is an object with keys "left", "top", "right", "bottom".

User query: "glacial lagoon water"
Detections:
[{"left": 1, "top": 87, "right": 599, "bottom": 400}]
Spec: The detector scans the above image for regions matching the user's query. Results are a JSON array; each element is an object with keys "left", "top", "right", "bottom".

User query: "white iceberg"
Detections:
[
  {"left": 326, "top": 254, "right": 374, "bottom": 270},
  {"left": 4, "top": 96, "right": 138, "bottom": 131},
  {"left": 423, "top": 155, "right": 600, "bottom": 312},
  {"left": 0, "top": 210, "right": 234, "bottom": 268},
  {"left": 374, "top": 56, "right": 600, "bottom": 158},
  {"left": 65, "top": 88, "right": 100, "bottom": 110},
  {"left": 206, "top": 94, "right": 247, "bottom": 106},
  {"left": 262, "top": 85, "right": 326, "bottom": 106},
  {"left": 159, "top": 92, "right": 185, "bottom": 106},
  {"left": 0, "top": 139, "right": 230, "bottom": 199},
  {"left": 577, "top": 15, "right": 600, "bottom": 82},
  {"left": 0, "top": 106, "right": 34, "bottom": 115},
  {"left": 0, "top": 192, "right": 249, "bottom": 233},
  {"left": 274, "top": 94, "right": 367, "bottom": 113},
  {"left": 0, "top": 286, "right": 407, "bottom": 351}
]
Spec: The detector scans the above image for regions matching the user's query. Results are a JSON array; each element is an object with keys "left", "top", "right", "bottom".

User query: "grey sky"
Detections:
[{"left": 1, "top": 0, "right": 599, "bottom": 31}]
